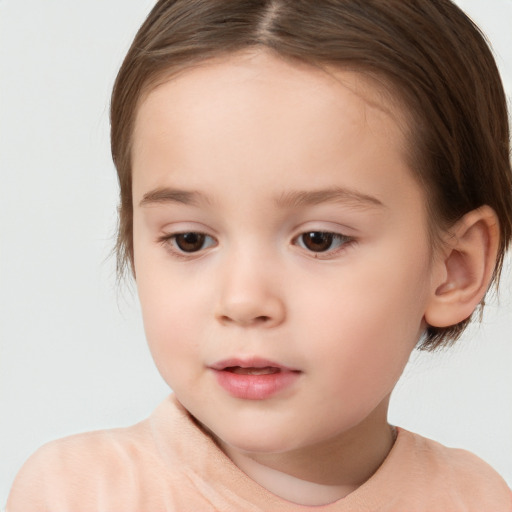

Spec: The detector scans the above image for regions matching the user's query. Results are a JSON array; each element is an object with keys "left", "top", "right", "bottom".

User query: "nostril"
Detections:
[
  {"left": 215, "top": 296, "right": 286, "bottom": 327},
  {"left": 218, "top": 314, "right": 271, "bottom": 326}
]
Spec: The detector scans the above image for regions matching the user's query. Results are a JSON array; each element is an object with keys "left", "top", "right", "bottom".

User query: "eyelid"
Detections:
[
  {"left": 291, "top": 227, "right": 356, "bottom": 259},
  {"left": 157, "top": 229, "right": 218, "bottom": 259},
  {"left": 155, "top": 223, "right": 356, "bottom": 260}
]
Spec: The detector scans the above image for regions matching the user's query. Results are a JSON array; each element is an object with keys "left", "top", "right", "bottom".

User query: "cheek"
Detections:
[
  {"left": 134, "top": 234, "right": 207, "bottom": 341},
  {"left": 291, "top": 248, "right": 430, "bottom": 399},
  {"left": 294, "top": 249, "right": 430, "bottom": 339},
  {"left": 135, "top": 265, "right": 207, "bottom": 381}
]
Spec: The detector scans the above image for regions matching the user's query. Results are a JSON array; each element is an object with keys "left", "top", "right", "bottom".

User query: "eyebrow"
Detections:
[
  {"left": 139, "top": 188, "right": 210, "bottom": 207},
  {"left": 139, "top": 186, "right": 384, "bottom": 209},
  {"left": 275, "top": 187, "right": 384, "bottom": 209}
]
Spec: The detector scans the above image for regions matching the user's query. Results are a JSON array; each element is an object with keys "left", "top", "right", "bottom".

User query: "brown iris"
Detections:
[
  {"left": 301, "top": 232, "right": 336, "bottom": 252},
  {"left": 174, "top": 232, "right": 206, "bottom": 252}
]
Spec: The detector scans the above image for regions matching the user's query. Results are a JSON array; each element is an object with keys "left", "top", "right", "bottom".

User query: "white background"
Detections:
[{"left": 1, "top": 0, "right": 511, "bottom": 504}]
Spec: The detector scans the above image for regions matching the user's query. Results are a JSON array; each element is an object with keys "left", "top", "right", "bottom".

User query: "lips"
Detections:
[
  {"left": 226, "top": 366, "right": 281, "bottom": 375},
  {"left": 210, "top": 357, "right": 296, "bottom": 372},
  {"left": 209, "top": 358, "right": 301, "bottom": 400}
]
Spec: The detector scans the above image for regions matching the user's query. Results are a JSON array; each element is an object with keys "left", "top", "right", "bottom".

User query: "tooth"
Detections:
[{"left": 229, "top": 366, "right": 280, "bottom": 375}]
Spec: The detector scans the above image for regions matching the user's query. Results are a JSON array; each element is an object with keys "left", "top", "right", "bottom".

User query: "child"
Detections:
[{"left": 7, "top": 0, "right": 512, "bottom": 509}]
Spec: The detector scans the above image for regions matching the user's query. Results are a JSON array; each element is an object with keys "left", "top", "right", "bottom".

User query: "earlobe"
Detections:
[{"left": 424, "top": 206, "right": 499, "bottom": 328}]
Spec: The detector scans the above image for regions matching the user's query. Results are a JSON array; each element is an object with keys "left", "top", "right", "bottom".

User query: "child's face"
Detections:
[{"left": 132, "top": 51, "right": 438, "bottom": 455}]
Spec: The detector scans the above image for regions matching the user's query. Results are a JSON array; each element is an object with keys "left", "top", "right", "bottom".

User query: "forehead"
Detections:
[
  {"left": 133, "top": 50, "right": 408, "bottom": 150},
  {"left": 139, "top": 50, "right": 401, "bottom": 111},
  {"left": 131, "top": 50, "right": 415, "bottom": 208}
]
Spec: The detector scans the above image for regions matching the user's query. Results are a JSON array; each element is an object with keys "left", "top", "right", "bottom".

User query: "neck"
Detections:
[{"left": 219, "top": 399, "right": 396, "bottom": 506}]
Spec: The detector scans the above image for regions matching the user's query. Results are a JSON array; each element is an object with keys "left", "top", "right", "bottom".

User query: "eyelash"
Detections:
[
  {"left": 157, "top": 232, "right": 217, "bottom": 259},
  {"left": 292, "top": 231, "right": 354, "bottom": 257},
  {"left": 157, "top": 230, "right": 354, "bottom": 259}
]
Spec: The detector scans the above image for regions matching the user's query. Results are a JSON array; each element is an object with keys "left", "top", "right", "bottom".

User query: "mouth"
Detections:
[
  {"left": 209, "top": 357, "right": 299, "bottom": 374},
  {"left": 224, "top": 366, "right": 282, "bottom": 376},
  {"left": 209, "top": 358, "right": 301, "bottom": 400}
]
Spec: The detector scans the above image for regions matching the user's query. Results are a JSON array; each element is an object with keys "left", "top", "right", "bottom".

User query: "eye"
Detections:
[
  {"left": 295, "top": 231, "right": 350, "bottom": 253},
  {"left": 164, "top": 232, "right": 216, "bottom": 253}
]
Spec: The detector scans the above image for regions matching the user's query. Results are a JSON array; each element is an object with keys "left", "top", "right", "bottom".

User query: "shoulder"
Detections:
[
  {"left": 6, "top": 396, "right": 232, "bottom": 512},
  {"left": 396, "top": 429, "right": 512, "bottom": 511},
  {"left": 6, "top": 416, "right": 166, "bottom": 511}
]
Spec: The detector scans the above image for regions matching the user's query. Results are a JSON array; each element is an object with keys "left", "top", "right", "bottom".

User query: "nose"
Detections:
[{"left": 214, "top": 251, "right": 286, "bottom": 328}]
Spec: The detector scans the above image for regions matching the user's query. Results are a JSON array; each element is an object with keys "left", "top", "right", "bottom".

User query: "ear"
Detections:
[{"left": 424, "top": 206, "right": 500, "bottom": 328}]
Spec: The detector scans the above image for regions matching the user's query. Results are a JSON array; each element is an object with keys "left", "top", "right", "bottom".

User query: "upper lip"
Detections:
[{"left": 209, "top": 357, "right": 299, "bottom": 372}]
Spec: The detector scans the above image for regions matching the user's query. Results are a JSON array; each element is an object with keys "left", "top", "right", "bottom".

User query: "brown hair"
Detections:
[{"left": 110, "top": 0, "right": 512, "bottom": 350}]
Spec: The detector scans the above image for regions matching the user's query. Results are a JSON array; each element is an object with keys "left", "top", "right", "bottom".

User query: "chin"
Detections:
[{"left": 213, "top": 423, "right": 311, "bottom": 455}]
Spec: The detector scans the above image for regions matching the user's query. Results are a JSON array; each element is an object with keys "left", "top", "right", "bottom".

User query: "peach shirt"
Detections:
[{"left": 7, "top": 395, "right": 512, "bottom": 511}]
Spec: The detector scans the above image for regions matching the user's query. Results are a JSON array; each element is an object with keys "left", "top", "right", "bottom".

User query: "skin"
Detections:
[{"left": 131, "top": 50, "right": 452, "bottom": 505}]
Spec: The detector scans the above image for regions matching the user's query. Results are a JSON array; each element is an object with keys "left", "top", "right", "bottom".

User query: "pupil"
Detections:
[
  {"left": 305, "top": 232, "right": 333, "bottom": 252},
  {"left": 176, "top": 232, "right": 205, "bottom": 252}
]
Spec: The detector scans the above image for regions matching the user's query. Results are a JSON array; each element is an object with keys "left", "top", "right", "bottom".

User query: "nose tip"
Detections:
[
  {"left": 215, "top": 293, "right": 286, "bottom": 328},
  {"left": 214, "top": 250, "right": 286, "bottom": 328}
]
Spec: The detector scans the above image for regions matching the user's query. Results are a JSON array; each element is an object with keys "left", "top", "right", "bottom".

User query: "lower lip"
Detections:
[{"left": 213, "top": 369, "right": 300, "bottom": 400}]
